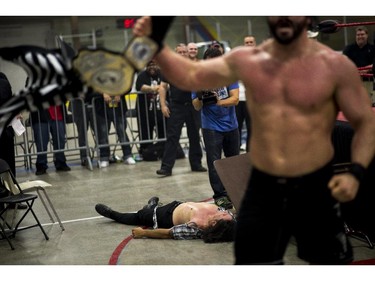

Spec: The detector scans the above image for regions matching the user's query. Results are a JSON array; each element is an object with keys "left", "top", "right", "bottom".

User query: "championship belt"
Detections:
[
  {"left": 73, "top": 16, "right": 174, "bottom": 96},
  {"left": 72, "top": 49, "right": 136, "bottom": 96},
  {"left": 124, "top": 37, "right": 159, "bottom": 71}
]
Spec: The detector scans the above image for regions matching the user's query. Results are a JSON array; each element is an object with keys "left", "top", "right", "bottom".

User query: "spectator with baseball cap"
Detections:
[{"left": 209, "top": 40, "right": 225, "bottom": 54}]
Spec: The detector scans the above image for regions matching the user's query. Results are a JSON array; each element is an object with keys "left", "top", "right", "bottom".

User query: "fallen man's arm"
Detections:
[
  {"left": 132, "top": 223, "right": 203, "bottom": 240},
  {"left": 132, "top": 227, "right": 172, "bottom": 239}
]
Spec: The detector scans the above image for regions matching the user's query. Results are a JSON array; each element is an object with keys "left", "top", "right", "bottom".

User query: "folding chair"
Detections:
[
  {"left": 214, "top": 152, "right": 251, "bottom": 211},
  {"left": 18, "top": 180, "right": 65, "bottom": 231},
  {"left": 214, "top": 155, "right": 374, "bottom": 249},
  {"left": 0, "top": 159, "right": 49, "bottom": 250}
]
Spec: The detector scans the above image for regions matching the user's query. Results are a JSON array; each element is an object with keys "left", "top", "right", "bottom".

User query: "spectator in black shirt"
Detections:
[
  {"left": 343, "top": 25, "right": 375, "bottom": 103},
  {"left": 156, "top": 44, "right": 206, "bottom": 176},
  {"left": 135, "top": 60, "right": 166, "bottom": 156}
]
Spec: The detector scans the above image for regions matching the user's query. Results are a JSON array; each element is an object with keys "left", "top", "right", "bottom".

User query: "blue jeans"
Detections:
[
  {"left": 71, "top": 98, "right": 95, "bottom": 160},
  {"left": 32, "top": 120, "right": 67, "bottom": 169},
  {"left": 95, "top": 102, "right": 132, "bottom": 161},
  {"left": 202, "top": 128, "right": 239, "bottom": 199}
]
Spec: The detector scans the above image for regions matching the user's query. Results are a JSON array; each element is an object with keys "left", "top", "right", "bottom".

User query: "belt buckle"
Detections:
[{"left": 277, "top": 178, "right": 287, "bottom": 184}]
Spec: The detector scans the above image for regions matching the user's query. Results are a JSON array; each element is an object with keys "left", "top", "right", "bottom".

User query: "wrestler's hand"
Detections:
[
  {"left": 328, "top": 173, "right": 360, "bottom": 202},
  {"left": 133, "top": 16, "right": 152, "bottom": 37},
  {"left": 132, "top": 227, "right": 145, "bottom": 238},
  {"left": 132, "top": 16, "right": 174, "bottom": 51}
]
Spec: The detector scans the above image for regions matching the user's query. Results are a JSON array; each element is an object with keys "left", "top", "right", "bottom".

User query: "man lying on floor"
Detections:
[{"left": 95, "top": 197, "right": 236, "bottom": 243}]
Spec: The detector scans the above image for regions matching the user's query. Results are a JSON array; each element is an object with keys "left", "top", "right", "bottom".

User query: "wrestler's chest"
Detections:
[{"left": 249, "top": 70, "right": 334, "bottom": 108}]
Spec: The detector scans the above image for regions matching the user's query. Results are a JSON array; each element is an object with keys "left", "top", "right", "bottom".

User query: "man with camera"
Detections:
[{"left": 191, "top": 47, "right": 240, "bottom": 210}]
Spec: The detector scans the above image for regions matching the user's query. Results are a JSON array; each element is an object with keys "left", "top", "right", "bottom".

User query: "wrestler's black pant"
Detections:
[
  {"left": 235, "top": 162, "right": 353, "bottom": 265},
  {"left": 109, "top": 201, "right": 182, "bottom": 229}
]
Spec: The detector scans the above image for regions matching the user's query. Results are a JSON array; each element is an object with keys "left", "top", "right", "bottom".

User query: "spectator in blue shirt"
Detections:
[{"left": 192, "top": 47, "right": 240, "bottom": 210}]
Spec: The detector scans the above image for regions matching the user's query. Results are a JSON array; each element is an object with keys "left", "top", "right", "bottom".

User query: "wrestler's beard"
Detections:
[{"left": 268, "top": 18, "right": 308, "bottom": 45}]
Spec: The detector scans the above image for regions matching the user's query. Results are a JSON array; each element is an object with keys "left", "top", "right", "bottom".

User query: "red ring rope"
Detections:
[
  {"left": 357, "top": 66, "right": 373, "bottom": 78},
  {"left": 358, "top": 66, "right": 372, "bottom": 71},
  {"left": 335, "top": 21, "right": 375, "bottom": 28}
]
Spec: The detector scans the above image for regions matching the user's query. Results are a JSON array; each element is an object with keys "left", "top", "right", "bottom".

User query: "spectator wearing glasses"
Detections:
[{"left": 191, "top": 47, "right": 240, "bottom": 209}]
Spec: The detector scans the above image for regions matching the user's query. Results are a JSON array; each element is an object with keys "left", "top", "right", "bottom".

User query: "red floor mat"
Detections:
[{"left": 351, "top": 259, "right": 375, "bottom": 265}]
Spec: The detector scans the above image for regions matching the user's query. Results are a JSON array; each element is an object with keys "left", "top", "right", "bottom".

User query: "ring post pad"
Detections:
[
  {"left": 317, "top": 20, "right": 340, "bottom": 34},
  {"left": 124, "top": 37, "right": 159, "bottom": 71},
  {"left": 73, "top": 49, "right": 134, "bottom": 96}
]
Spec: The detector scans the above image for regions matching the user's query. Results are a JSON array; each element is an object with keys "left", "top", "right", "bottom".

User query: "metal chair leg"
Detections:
[
  {"left": 38, "top": 188, "right": 65, "bottom": 231},
  {"left": 0, "top": 221, "right": 14, "bottom": 250},
  {"left": 345, "top": 222, "right": 374, "bottom": 249},
  {"left": 35, "top": 189, "right": 55, "bottom": 223}
]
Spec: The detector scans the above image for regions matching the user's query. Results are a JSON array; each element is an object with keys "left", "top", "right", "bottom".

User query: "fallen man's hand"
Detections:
[{"left": 132, "top": 227, "right": 145, "bottom": 238}]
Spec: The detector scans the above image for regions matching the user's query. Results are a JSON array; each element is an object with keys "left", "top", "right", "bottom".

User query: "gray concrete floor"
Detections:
[{"left": 0, "top": 154, "right": 374, "bottom": 267}]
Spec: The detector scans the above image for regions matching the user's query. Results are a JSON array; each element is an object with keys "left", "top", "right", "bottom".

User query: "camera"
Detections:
[{"left": 197, "top": 90, "right": 217, "bottom": 105}]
